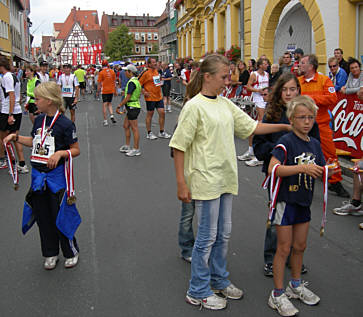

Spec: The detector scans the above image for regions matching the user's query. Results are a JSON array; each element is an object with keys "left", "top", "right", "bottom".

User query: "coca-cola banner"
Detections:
[{"left": 332, "top": 92, "right": 363, "bottom": 158}]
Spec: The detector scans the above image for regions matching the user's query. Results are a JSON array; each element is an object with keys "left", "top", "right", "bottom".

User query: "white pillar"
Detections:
[
  {"left": 191, "top": 33, "right": 194, "bottom": 58},
  {"left": 225, "top": 5, "right": 231, "bottom": 49},
  {"left": 204, "top": 19, "right": 208, "bottom": 52},
  {"left": 214, "top": 13, "right": 218, "bottom": 51},
  {"left": 186, "top": 31, "right": 189, "bottom": 56}
]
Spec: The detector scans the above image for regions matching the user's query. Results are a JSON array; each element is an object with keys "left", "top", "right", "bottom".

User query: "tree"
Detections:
[
  {"left": 150, "top": 44, "right": 159, "bottom": 55},
  {"left": 105, "top": 24, "right": 134, "bottom": 61}
]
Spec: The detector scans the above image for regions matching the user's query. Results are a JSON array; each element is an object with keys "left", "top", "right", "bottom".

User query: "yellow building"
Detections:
[
  {"left": 0, "top": 0, "right": 12, "bottom": 57},
  {"left": 176, "top": 0, "right": 362, "bottom": 73}
]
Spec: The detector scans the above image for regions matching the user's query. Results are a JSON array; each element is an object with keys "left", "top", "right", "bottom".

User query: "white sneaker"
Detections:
[
  {"left": 285, "top": 281, "right": 320, "bottom": 306},
  {"left": 185, "top": 293, "right": 227, "bottom": 310},
  {"left": 44, "top": 256, "right": 59, "bottom": 270},
  {"left": 268, "top": 291, "right": 299, "bottom": 316},
  {"left": 103, "top": 120, "right": 108, "bottom": 126},
  {"left": 119, "top": 145, "right": 131, "bottom": 153},
  {"left": 166, "top": 105, "right": 172, "bottom": 112},
  {"left": 146, "top": 132, "right": 158, "bottom": 140},
  {"left": 0, "top": 160, "right": 7, "bottom": 169},
  {"left": 212, "top": 283, "right": 243, "bottom": 299},
  {"left": 245, "top": 156, "right": 263, "bottom": 167},
  {"left": 125, "top": 148, "right": 141, "bottom": 157},
  {"left": 17, "top": 164, "right": 29, "bottom": 174},
  {"left": 237, "top": 150, "right": 254, "bottom": 161},
  {"left": 158, "top": 131, "right": 171, "bottom": 139},
  {"left": 64, "top": 254, "right": 79, "bottom": 268},
  {"left": 333, "top": 201, "right": 362, "bottom": 216}
]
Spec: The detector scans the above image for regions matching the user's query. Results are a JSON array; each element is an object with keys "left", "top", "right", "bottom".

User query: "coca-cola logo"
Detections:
[{"left": 332, "top": 98, "right": 363, "bottom": 151}]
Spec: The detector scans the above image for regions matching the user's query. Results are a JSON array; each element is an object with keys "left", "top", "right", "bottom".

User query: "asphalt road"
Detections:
[{"left": 0, "top": 95, "right": 362, "bottom": 317}]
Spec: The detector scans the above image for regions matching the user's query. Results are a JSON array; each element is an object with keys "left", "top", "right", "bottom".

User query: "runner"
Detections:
[
  {"left": 57, "top": 64, "right": 79, "bottom": 123},
  {"left": 138, "top": 57, "right": 170, "bottom": 139},
  {"left": 37, "top": 61, "right": 49, "bottom": 83},
  {"left": 116, "top": 64, "right": 141, "bottom": 157},
  {"left": 25, "top": 64, "right": 41, "bottom": 124},
  {"left": 169, "top": 54, "right": 291, "bottom": 310},
  {"left": 3, "top": 81, "right": 81, "bottom": 270},
  {"left": 161, "top": 62, "right": 173, "bottom": 112},
  {"left": 0, "top": 56, "right": 29, "bottom": 173},
  {"left": 97, "top": 60, "right": 116, "bottom": 126},
  {"left": 74, "top": 65, "right": 86, "bottom": 100}
]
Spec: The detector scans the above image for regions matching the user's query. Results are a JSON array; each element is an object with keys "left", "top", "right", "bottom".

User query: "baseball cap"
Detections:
[
  {"left": 294, "top": 48, "right": 304, "bottom": 55},
  {"left": 40, "top": 61, "right": 48, "bottom": 66},
  {"left": 123, "top": 64, "right": 138, "bottom": 74},
  {"left": 102, "top": 60, "right": 109, "bottom": 66}
]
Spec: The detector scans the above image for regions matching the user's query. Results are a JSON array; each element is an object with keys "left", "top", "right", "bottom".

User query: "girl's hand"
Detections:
[
  {"left": 177, "top": 182, "right": 192, "bottom": 203},
  {"left": 303, "top": 164, "right": 324, "bottom": 178},
  {"left": 47, "top": 151, "right": 62, "bottom": 169},
  {"left": 3, "top": 133, "right": 16, "bottom": 144}
]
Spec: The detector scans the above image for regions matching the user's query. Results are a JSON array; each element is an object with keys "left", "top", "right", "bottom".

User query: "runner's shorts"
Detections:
[
  {"left": 273, "top": 202, "right": 311, "bottom": 226},
  {"left": 146, "top": 100, "right": 164, "bottom": 112},
  {"left": 79, "top": 82, "right": 86, "bottom": 89},
  {"left": 126, "top": 106, "right": 141, "bottom": 121},
  {"left": 102, "top": 93, "right": 113, "bottom": 103},
  {"left": 162, "top": 83, "right": 171, "bottom": 97},
  {"left": 0, "top": 113, "right": 22, "bottom": 132},
  {"left": 63, "top": 97, "right": 77, "bottom": 110}
]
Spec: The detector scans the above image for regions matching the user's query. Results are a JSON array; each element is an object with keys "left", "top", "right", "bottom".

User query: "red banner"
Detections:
[
  {"left": 332, "top": 92, "right": 363, "bottom": 158},
  {"left": 72, "top": 47, "right": 77, "bottom": 66},
  {"left": 82, "top": 47, "right": 89, "bottom": 65}
]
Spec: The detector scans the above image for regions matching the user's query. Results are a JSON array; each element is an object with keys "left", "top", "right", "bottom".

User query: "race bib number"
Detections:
[
  {"left": 153, "top": 75, "right": 161, "bottom": 86},
  {"left": 31, "top": 134, "right": 55, "bottom": 164},
  {"left": 62, "top": 86, "right": 73, "bottom": 97}
]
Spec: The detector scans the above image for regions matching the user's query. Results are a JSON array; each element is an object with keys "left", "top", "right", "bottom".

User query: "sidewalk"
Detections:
[{"left": 171, "top": 99, "right": 355, "bottom": 178}]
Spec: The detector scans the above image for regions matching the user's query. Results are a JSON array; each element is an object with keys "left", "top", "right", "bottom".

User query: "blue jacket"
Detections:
[
  {"left": 22, "top": 165, "right": 81, "bottom": 240},
  {"left": 329, "top": 68, "right": 347, "bottom": 92}
]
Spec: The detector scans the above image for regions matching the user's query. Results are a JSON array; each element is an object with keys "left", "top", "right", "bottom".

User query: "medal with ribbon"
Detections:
[
  {"left": 65, "top": 150, "right": 76, "bottom": 205},
  {"left": 4, "top": 141, "right": 19, "bottom": 190},
  {"left": 38, "top": 111, "right": 60, "bottom": 155}
]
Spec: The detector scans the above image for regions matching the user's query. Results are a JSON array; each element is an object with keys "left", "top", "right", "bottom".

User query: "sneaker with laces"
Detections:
[
  {"left": 182, "top": 256, "right": 192, "bottom": 263},
  {"left": 285, "top": 281, "right": 320, "bottom": 306},
  {"left": 0, "top": 160, "right": 8, "bottom": 169},
  {"left": 333, "top": 201, "right": 362, "bottom": 216},
  {"left": 359, "top": 223, "right": 363, "bottom": 230},
  {"left": 125, "top": 148, "right": 141, "bottom": 157},
  {"left": 44, "top": 256, "right": 59, "bottom": 270},
  {"left": 264, "top": 263, "right": 273, "bottom": 277},
  {"left": 17, "top": 164, "right": 29, "bottom": 174},
  {"left": 245, "top": 156, "right": 263, "bottom": 167},
  {"left": 268, "top": 291, "right": 299, "bottom": 316},
  {"left": 185, "top": 293, "right": 227, "bottom": 310},
  {"left": 103, "top": 120, "right": 108, "bottom": 126},
  {"left": 110, "top": 116, "right": 116, "bottom": 124},
  {"left": 119, "top": 145, "right": 131, "bottom": 153},
  {"left": 212, "top": 283, "right": 243, "bottom": 300},
  {"left": 146, "top": 132, "right": 158, "bottom": 140},
  {"left": 328, "top": 182, "right": 350, "bottom": 198},
  {"left": 64, "top": 254, "right": 79, "bottom": 268},
  {"left": 237, "top": 150, "right": 254, "bottom": 161},
  {"left": 158, "top": 131, "right": 171, "bottom": 139}
]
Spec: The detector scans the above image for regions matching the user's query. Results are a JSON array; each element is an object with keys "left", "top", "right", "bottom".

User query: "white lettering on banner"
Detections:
[{"left": 332, "top": 98, "right": 363, "bottom": 151}]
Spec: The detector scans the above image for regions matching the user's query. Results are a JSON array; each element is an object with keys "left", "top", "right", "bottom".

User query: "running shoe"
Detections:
[
  {"left": 185, "top": 293, "right": 227, "bottom": 310},
  {"left": 264, "top": 263, "right": 273, "bottom": 277},
  {"left": 268, "top": 291, "right": 299, "bottom": 316},
  {"left": 17, "top": 164, "right": 29, "bottom": 174},
  {"left": 158, "top": 131, "right": 171, "bottom": 139},
  {"left": 285, "top": 281, "right": 320, "bottom": 305},
  {"left": 64, "top": 254, "right": 79, "bottom": 268},
  {"left": 119, "top": 145, "right": 131, "bottom": 153},
  {"left": 182, "top": 256, "right": 192, "bottom": 263},
  {"left": 44, "top": 256, "right": 59, "bottom": 270},
  {"left": 0, "top": 159, "right": 8, "bottom": 169},
  {"left": 333, "top": 201, "right": 362, "bottom": 216},
  {"left": 125, "top": 149, "right": 141, "bottom": 157},
  {"left": 245, "top": 156, "right": 263, "bottom": 166},
  {"left": 146, "top": 132, "right": 158, "bottom": 140},
  {"left": 237, "top": 150, "right": 254, "bottom": 161},
  {"left": 328, "top": 182, "right": 350, "bottom": 198},
  {"left": 103, "top": 120, "right": 108, "bottom": 126},
  {"left": 212, "top": 283, "right": 243, "bottom": 300},
  {"left": 359, "top": 223, "right": 363, "bottom": 230},
  {"left": 166, "top": 105, "right": 172, "bottom": 112},
  {"left": 110, "top": 115, "right": 116, "bottom": 124}
]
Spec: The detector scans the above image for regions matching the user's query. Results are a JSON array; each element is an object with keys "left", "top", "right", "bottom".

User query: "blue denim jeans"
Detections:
[
  {"left": 187, "top": 193, "right": 233, "bottom": 298},
  {"left": 178, "top": 201, "right": 195, "bottom": 258}
]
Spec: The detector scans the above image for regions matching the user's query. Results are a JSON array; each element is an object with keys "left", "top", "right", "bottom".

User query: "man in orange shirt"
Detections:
[
  {"left": 138, "top": 58, "right": 171, "bottom": 139},
  {"left": 97, "top": 60, "right": 116, "bottom": 126},
  {"left": 299, "top": 54, "right": 349, "bottom": 197}
]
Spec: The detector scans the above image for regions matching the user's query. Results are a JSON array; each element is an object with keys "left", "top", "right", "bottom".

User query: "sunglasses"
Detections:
[{"left": 329, "top": 64, "right": 337, "bottom": 68}]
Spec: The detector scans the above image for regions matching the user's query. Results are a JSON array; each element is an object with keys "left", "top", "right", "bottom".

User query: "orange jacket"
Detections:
[{"left": 298, "top": 73, "right": 337, "bottom": 125}]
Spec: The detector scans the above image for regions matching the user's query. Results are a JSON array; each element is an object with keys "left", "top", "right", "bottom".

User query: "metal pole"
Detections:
[{"left": 240, "top": 0, "right": 244, "bottom": 60}]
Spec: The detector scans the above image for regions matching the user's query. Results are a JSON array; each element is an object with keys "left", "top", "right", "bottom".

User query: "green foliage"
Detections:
[
  {"left": 105, "top": 24, "right": 134, "bottom": 60},
  {"left": 150, "top": 43, "right": 159, "bottom": 55}
]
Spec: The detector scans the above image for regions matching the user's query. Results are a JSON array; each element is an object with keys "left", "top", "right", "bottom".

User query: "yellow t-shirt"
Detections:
[
  {"left": 169, "top": 93, "right": 257, "bottom": 200},
  {"left": 74, "top": 69, "right": 86, "bottom": 83}
]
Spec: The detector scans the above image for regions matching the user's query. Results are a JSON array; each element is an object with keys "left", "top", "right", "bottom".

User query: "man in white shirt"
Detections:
[
  {"left": 37, "top": 61, "right": 50, "bottom": 83},
  {"left": 0, "top": 55, "right": 28, "bottom": 172}
]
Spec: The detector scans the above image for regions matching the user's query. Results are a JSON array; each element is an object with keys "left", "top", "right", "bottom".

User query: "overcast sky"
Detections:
[{"left": 29, "top": 0, "right": 165, "bottom": 46}]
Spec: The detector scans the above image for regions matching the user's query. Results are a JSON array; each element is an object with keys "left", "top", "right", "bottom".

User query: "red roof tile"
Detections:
[{"left": 54, "top": 23, "right": 63, "bottom": 31}]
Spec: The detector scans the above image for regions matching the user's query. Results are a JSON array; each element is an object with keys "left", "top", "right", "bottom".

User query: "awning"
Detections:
[{"left": 0, "top": 50, "right": 12, "bottom": 57}]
